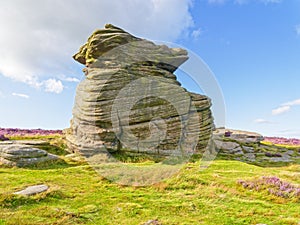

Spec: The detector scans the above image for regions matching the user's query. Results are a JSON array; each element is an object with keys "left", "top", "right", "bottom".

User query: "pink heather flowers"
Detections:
[
  {"left": 264, "top": 137, "right": 300, "bottom": 146},
  {"left": 0, "top": 128, "right": 62, "bottom": 138},
  {"left": 0, "top": 134, "right": 9, "bottom": 141},
  {"left": 238, "top": 176, "right": 300, "bottom": 199}
]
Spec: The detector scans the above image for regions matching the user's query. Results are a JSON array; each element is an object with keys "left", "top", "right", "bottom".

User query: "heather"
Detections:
[
  {"left": 0, "top": 130, "right": 300, "bottom": 224},
  {"left": 263, "top": 137, "right": 300, "bottom": 147},
  {"left": 0, "top": 135, "right": 9, "bottom": 141},
  {"left": 0, "top": 128, "right": 62, "bottom": 140},
  {"left": 238, "top": 176, "right": 300, "bottom": 200},
  {"left": 1, "top": 159, "right": 299, "bottom": 224}
]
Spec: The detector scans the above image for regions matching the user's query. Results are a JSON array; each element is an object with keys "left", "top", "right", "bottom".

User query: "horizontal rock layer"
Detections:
[
  {"left": 0, "top": 141, "right": 59, "bottom": 167},
  {"left": 213, "top": 129, "right": 300, "bottom": 165},
  {"left": 66, "top": 24, "right": 214, "bottom": 157}
]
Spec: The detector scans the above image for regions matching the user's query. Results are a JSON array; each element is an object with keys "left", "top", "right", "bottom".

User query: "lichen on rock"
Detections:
[
  {"left": 73, "top": 24, "right": 142, "bottom": 66},
  {"left": 66, "top": 24, "right": 214, "bottom": 158},
  {"left": 213, "top": 129, "right": 300, "bottom": 165},
  {"left": 0, "top": 141, "right": 59, "bottom": 167}
]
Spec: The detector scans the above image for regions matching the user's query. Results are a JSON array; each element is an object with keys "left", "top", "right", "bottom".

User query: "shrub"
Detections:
[
  {"left": 238, "top": 176, "right": 300, "bottom": 199},
  {"left": 0, "top": 134, "right": 9, "bottom": 141}
]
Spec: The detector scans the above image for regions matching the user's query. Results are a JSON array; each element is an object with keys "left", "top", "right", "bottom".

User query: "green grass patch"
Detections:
[
  {"left": 0, "top": 159, "right": 299, "bottom": 224},
  {"left": 7, "top": 134, "right": 62, "bottom": 141},
  {"left": 1, "top": 136, "right": 300, "bottom": 224},
  {"left": 261, "top": 141, "right": 300, "bottom": 150}
]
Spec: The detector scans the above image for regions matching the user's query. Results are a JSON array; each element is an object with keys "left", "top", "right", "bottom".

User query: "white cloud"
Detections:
[
  {"left": 272, "top": 105, "right": 290, "bottom": 115},
  {"left": 191, "top": 28, "right": 202, "bottom": 39},
  {"left": 12, "top": 93, "right": 29, "bottom": 99},
  {"left": 43, "top": 79, "right": 64, "bottom": 94},
  {"left": 254, "top": 118, "right": 273, "bottom": 124},
  {"left": 0, "top": 0, "right": 194, "bottom": 91},
  {"left": 295, "top": 25, "right": 300, "bottom": 36},
  {"left": 64, "top": 77, "right": 80, "bottom": 83},
  {"left": 271, "top": 98, "right": 300, "bottom": 115},
  {"left": 284, "top": 98, "right": 300, "bottom": 107},
  {"left": 234, "top": 0, "right": 249, "bottom": 4}
]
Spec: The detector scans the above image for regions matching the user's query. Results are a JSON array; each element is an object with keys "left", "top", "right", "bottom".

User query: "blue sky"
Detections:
[{"left": 0, "top": 0, "right": 299, "bottom": 138}]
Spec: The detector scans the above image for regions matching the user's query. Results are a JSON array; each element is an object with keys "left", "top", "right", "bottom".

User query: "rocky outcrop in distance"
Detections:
[{"left": 214, "top": 129, "right": 300, "bottom": 166}]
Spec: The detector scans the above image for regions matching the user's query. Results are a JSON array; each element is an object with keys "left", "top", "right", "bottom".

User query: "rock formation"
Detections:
[
  {"left": 213, "top": 129, "right": 300, "bottom": 165},
  {"left": 66, "top": 24, "right": 214, "bottom": 157},
  {"left": 0, "top": 140, "right": 59, "bottom": 167}
]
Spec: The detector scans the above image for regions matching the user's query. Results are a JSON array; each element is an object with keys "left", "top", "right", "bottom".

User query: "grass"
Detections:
[
  {"left": 5, "top": 135, "right": 68, "bottom": 157},
  {"left": 0, "top": 136, "right": 299, "bottom": 224},
  {"left": 261, "top": 141, "right": 300, "bottom": 150},
  {"left": 0, "top": 160, "right": 299, "bottom": 224},
  {"left": 7, "top": 134, "right": 62, "bottom": 141}
]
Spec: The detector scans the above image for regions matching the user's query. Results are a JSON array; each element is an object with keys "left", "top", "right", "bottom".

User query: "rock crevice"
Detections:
[{"left": 66, "top": 24, "right": 214, "bottom": 156}]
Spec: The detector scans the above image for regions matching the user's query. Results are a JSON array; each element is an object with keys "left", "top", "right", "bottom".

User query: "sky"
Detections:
[{"left": 0, "top": 0, "right": 299, "bottom": 138}]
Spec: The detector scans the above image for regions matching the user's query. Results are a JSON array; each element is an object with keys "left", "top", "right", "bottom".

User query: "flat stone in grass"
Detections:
[
  {"left": 14, "top": 185, "right": 49, "bottom": 196},
  {"left": 143, "top": 220, "right": 162, "bottom": 225}
]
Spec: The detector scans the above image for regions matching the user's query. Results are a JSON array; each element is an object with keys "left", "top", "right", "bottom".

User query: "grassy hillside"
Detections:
[{"left": 0, "top": 133, "right": 299, "bottom": 224}]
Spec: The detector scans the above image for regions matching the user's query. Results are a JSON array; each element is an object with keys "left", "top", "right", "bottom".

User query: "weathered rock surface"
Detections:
[
  {"left": 0, "top": 141, "right": 59, "bottom": 167},
  {"left": 214, "top": 129, "right": 300, "bottom": 165},
  {"left": 14, "top": 184, "right": 49, "bottom": 196},
  {"left": 143, "top": 220, "right": 162, "bottom": 225},
  {"left": 66, "top": 24, "right": 214, "bottom": 157},
  {"left": 214, "top": 128, "right": 264, "bottom": 143}
]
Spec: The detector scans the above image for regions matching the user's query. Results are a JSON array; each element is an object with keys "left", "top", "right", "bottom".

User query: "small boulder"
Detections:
[
  {"left": 143, "top": 220, "right": 162, "bottom": 225},
  {"left": 14, "top": 184, "right": 49, "bottom": 196}
]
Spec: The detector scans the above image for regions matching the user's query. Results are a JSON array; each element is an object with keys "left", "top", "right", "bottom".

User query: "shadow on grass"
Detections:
[
  {"left": 34, "top": 143, "right": 68, "bottom": 156},
  {"left": 216, "top": 154, "right": 300, "bottom": 168},
  {"left": 98, "top": 150, "right": 299, "bottom": 169},
  {"left": 0, "top": 156, "right": 88, "bottom": 171}
]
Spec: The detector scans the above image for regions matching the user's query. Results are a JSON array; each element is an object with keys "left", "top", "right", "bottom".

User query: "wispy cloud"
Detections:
[
  {"left": 12, "top": 93, "right": 29, "bottom": 99},
  {"left": 272, "top": 98, "right": 300, "bottom": 115},
  {"left": 0, "top": 91, "right": 5, "bottom": 98},
  {"left": 64, "top": 77, "right": 80, "bottom": 83},
  {"left": 272, "top": 105, "right": 290, "bottom": 115},
  {"left": 191, "top": 28, "right": 202, "bottom": 39},
  {"left": 43, "top": 79, "right": 64, "bottom": 94},
  {"left": 254, "top": 118, "right": 273, "bottom": 124},
  {"left": 234, "top": 0, "right": 281, "bottom": 5},
  {"left": 295, "top": 24, "right": 300, "bottom": 36},
  {"left": 0, "top": 0, "right": 194, "bottom": 93},
  {"left": 260, "top": 0, "right": 282, "bottom": 4},
  {"left": 234, "top": 0, "right": 248, "bottom": 4},
  {"left": 208, "top": 0, "right": 226, "bottom": 4},
  {"left": 284, "top": 99, "right": 300, "bottom": 107}
]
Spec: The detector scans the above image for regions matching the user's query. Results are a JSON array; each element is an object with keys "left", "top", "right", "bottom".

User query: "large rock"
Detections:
[
  {"left": 0, "top": 142, "right": 59, "bottom": 167},
  {"left": 214, "top": 128, "right": 264, "bottom": 143},
  {"left": 66, "top": 24, "right": 214, "bottom": 157},
  {"left": 214, "top": 129, "right": 300, "bottom": 165}
]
